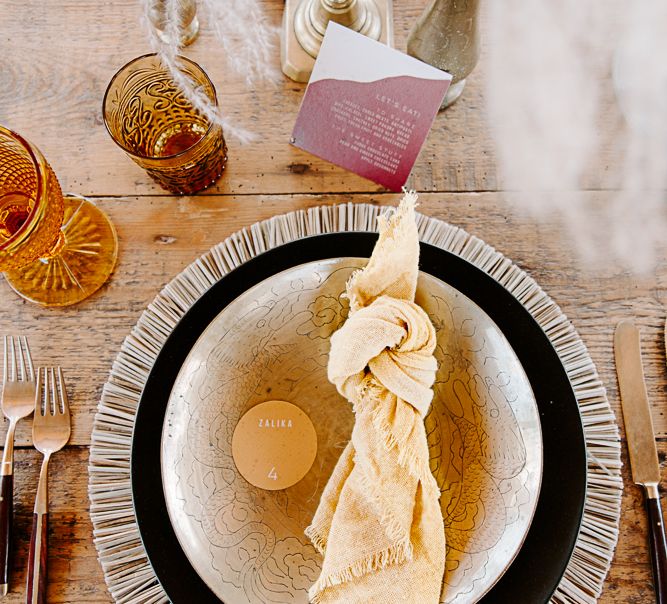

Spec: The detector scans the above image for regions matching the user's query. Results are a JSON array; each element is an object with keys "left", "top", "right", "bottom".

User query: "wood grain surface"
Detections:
[
  {"left": 1, "top": 0, "right": 666, "bottom": 602},
  {"left": 0, "top": 0, "right": 628, "bottom": 197}
]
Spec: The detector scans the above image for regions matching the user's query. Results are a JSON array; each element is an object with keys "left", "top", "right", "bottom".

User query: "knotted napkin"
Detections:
[{"left": 306, "top": 192, "right": 446, "bottom": 603}]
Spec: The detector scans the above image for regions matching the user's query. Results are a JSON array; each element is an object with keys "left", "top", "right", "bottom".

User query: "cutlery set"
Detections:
[{"left": 0, "top": 336, "right": 70, "bottom": 603}]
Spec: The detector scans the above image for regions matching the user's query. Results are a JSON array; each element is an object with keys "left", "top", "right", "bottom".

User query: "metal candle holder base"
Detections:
[{"left": 282, "top": 0, "right": 394, "bottom": 82}]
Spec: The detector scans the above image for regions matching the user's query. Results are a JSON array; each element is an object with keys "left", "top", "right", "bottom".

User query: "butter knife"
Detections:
[{"left": 614, "top": 320, "right": 667, "bottom": 602}]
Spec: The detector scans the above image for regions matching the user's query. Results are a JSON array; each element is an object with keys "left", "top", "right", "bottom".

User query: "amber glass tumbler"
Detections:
[
  {"left": 0, "top": 126, "right": 117, "bottom": 306},
  {"left": 103, "top": 54, "right": 228, "bottom": 195}
]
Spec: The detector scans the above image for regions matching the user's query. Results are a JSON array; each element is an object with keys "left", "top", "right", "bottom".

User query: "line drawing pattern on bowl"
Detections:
[{"left": 161, "top": 258, "right": 542, "bottom": 604}]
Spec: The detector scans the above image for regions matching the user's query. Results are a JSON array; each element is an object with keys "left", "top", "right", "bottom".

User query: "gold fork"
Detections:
[
  {"left": 0, "top": 336, "right": 35, "bottom": 597},
  {"left": 26, "top": 367, "right": 71, "bottom": 604}
]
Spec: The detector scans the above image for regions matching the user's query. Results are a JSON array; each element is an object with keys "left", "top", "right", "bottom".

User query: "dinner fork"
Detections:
[
  {"left": 26, "top": 367, "right": 70, "bottom": 604},
  {"left": 0, "top": 336, "right": 35, "bottom": 597}
]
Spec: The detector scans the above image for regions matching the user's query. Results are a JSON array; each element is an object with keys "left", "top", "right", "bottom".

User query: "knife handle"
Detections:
[
  {"left": 0, "top": 474, "right": 12, "bottom": 596},
  {"left": 645, "top": 489, "right": 667, "bottom": 603}
]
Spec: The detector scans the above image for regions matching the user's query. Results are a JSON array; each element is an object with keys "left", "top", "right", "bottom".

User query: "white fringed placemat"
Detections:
[{"left": 89, "top": 203, "right": 623, "bottom": 604}]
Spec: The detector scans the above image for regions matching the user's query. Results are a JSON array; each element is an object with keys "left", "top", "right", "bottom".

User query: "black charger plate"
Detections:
[{"left": 131, "top": 232, "right": 587, "bottom": 604}]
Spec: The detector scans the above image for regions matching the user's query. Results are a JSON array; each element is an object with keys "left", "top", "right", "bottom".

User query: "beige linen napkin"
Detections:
[{"left": 306, "top": 192, "right": 446, "bottom": 603}]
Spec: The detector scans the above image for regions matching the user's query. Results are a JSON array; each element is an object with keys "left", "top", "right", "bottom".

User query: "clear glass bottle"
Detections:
[
  {"left": 407, "top": 0, "right": 481, "bottom": 109},
  {"left": 148, "top": 0, "right": 200, "bottom": 47}
]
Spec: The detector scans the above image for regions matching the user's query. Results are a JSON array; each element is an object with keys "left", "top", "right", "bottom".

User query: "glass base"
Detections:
[
  {"left": 155, "top": 15, "right": 199, "bottom": 47},
  {"left": 4, "top": 195, "right": 118, "bottom": 306},
  {"left": 440, "top": 78, "right": 467, "bottom": 110}
]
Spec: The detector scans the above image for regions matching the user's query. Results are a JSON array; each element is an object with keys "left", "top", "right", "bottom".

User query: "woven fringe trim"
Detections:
[
  {"left": 304, "top": 523, "right": 328, "bottom": 556},
  {"left": 308, "top": 537, "right": 413, "bottom": 604},
  {"left": 365, "top": 382, "right": 439, "bottom": 489},
  {"left": 88, "top": 203, "right": 622, "bottom": 604}
]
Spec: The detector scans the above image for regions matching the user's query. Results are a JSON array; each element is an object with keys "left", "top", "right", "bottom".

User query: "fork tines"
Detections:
[
  {"left": 2, "top": 335, "right": 35, "bottom": 383},
  {"left": 35, "top": 367, "right": 69, "bottom": 417}
]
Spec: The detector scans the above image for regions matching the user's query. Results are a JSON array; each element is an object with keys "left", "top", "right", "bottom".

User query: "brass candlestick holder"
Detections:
[{"left": 282, "top": 0, "right": 394, "bottom": 82}]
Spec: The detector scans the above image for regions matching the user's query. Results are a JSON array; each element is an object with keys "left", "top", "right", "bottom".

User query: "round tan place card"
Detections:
[{"left": 232, "top": 400, "right": 318, "bottom": 491}]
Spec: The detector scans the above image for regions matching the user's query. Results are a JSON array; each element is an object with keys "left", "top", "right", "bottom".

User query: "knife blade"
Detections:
[
  {"left": 615, "top": 320, "right": 661, "bottom": 487},
  {"left": 614, "top": 319, "right": 667, "bottom": 603}
]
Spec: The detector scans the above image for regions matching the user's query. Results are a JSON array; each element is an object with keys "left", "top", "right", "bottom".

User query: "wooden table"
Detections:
[{"left": 1, "top": 1, "right": 665, "bottom": 602}]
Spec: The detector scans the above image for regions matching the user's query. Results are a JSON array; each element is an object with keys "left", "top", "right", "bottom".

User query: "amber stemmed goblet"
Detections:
[
  {"left": 0, "top": 126, "right": 118, "bottom": 306},
  {"left": 103, "top": 53, "right": 228, "bottom": 195}
]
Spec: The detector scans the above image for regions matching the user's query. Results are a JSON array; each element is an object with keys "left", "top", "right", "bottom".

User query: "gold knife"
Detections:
[{"left": 614, "top": 320, "right": 667, "bottom": 603}]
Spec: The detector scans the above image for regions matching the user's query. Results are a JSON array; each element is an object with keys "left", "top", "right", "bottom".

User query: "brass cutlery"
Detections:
[
  {"left": 26, "top": 367, "right": 71, "bottom": 604},
  {"left": 0, "top": 336, "right": 35, "bottom": 597},
  {"left": 614, "top": 320, "right": 667, "bottom": 603}
]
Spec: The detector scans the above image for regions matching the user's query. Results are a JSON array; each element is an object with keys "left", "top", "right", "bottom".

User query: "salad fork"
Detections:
[
  {"left": 26, "top": 367, "right": 71, "bottom": 604},
  {"left": 0, "top": 336, "right": 35, "bottom": 596}
]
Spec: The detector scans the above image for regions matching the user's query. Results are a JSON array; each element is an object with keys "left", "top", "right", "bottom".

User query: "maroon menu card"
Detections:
[{"left": 291, "top": 22, "right": 451, "bottom": 191}]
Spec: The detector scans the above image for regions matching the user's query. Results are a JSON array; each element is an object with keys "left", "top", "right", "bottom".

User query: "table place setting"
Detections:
[
  {"left": 88, "top": 193, "right": 622, "bottom": 604},
  {"left": 2, "top": 0, "right": 667, "bottom": 603}
]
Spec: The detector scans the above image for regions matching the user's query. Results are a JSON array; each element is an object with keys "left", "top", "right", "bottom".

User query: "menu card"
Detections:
[{"left": 291, "top": 22, "right": 452, "bottom": 191}]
